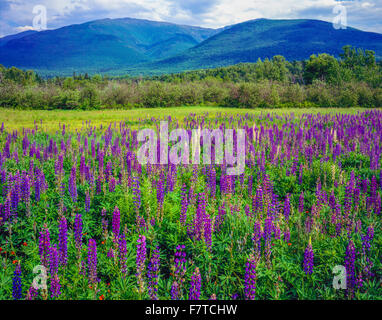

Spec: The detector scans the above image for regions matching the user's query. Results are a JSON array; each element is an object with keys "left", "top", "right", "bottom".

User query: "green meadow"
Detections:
[{"left": 1, "top": 107, "right": 376, "bottom": 132}]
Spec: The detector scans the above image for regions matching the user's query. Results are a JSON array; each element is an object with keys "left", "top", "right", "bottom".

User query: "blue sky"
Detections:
[{"left": 0, "top": 0, "right": 382, "bottom": 37}]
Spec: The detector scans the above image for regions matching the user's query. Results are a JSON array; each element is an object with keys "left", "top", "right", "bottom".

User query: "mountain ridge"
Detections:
[{"left": 1, "top": 17, "right": 382, "bottom": 76}]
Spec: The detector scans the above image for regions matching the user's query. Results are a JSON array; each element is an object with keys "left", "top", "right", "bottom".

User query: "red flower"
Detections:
[{"left": 99, "top": 295, "right": 105, "bottom": 300}]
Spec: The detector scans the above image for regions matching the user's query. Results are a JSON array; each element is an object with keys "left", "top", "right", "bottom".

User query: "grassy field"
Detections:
[{"left": 0, "top": 107, "right": 378, "bottom": 132}]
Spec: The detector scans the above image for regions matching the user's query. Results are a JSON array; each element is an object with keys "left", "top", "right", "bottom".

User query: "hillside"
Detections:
[
  {"left": 0, "top": 18, "right": 219, "bottom": 74},
  {"left": 131, "top": 19, "right": 382, "bottom": 75},
  {"left": 1, "top": 18, "right": 382, "bottom": 76}
]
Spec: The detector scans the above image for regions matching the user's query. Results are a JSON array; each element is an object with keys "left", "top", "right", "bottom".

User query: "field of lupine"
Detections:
[{"left": 0, "top": 109, "right": 381, "bottom": 300}]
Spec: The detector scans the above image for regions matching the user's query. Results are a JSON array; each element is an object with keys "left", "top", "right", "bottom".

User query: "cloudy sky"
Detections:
[{"left": 0, "top": 0, "right": 382, "bottom": 37}]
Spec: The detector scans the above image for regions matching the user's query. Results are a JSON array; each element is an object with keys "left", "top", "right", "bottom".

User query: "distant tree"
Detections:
[
  {"left": 304, "top": 54, "right": 341, "bottom": 85},
  {"left": 340, "top": 45, "right": 376, "bottom": 69},
  {"left": 271, "top": 55, "right": 288, "bottom": 82}
]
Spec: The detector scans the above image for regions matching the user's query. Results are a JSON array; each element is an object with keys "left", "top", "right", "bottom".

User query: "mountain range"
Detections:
[{"left": 1, "top": 17, "right": 382, "bottom": 76}]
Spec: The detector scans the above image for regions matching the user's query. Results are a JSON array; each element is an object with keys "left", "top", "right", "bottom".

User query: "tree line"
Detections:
[{"left": 0, "top": 46, "right": 381, "bottom": 110}]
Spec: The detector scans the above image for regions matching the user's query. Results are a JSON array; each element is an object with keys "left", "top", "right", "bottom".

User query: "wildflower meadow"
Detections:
[{"left": 0, "top": 109, "right": 381, "bottom": 300}]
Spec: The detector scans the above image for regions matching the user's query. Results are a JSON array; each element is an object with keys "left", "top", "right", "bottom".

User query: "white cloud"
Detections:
[
  {"left": 15, "top": 25, "right": 36, "bottom": 32},
  {"left": 0, "top": 0, "right": 382, "bottom": 35}
]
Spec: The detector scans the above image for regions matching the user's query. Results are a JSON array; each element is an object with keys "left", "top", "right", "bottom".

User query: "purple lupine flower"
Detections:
[
  {"left": 2, "top": 198, "right": 11, "bottom": 222},
  {"left": 244, "top": 204, "right": 250, "bottom": 217},
  {"left": 303, "top": 239, "right": 314, "bottom": 275},
  {"left": 68, "top": 166, "right": 77, "bottom": 203},
  {"left": 49, "top": 245, "right": 61, "bottom": 298},
  {"left": 85, "top": 190, "right": 90, "bottom": 212},
  {"left": 329, "top": 191, "right": 337, "bottom": 211},
  {"left": 376, "top": 193, "right": 381, "bottom": 215},
  {"left": 136, "top": 235, "right": 147, "bottom": 293},
  {"left": 12, "top": 264, "right": 22, "bottom": 300},
  {"left": 157, "top": 179, "right": 164, "bottom": 205},
  {"left": 353, "top": 187, "right": 360, "bottom": 211},
  {"left": 109, "top": 176, "right": 116, "bottom": 192},
  {"left": 244, "top": 254, "right": 257, "bottom": 300},
  {"left": 362, "top": 225, "right": 374, "bottom": 253},
  {"left": 105, "top": 161, "right": 112, "bottom": 182},
  {"left": 253, "top": 220, "right": 262, "bottom": 252},
  {"left": 51, "top": 274, "right": 61, "bottom": 298},
  {"left": 299, "top": 192, "right": 304, "bottom": 213},
  {"left": 370, "top": 175, "right": 378, "bottom": 208},
  {"left": 119, "top": 233, "right": 128, "bottom": 274},
  {"left": 204, "top": 214, "right": 212, "bottom": 250},
  {"left": 34, "top": 172, "right": 41, "bottom": 202},
  {"left": 79, "top": 260, "right": 86, "bottom": 276},
  {"left": 189, "top": 267, "right": 201, "bottom": 300},
  {"left": 344, "top": 240, "right": 356, "bottom": 293},
  {"left": 49, "top": 244, "right": 59, "bottom": 275},
  {"left": 20, "top": 171, "right": 31, "bottom": 205},
  {"left": 284, "top": 227, "right": 291, "bottom": 243},
  {"left": 96, "top": 175, "right": 102, "bottom": 194},
  {"left": 74, "top": 213, "right": 83, "bottom": 251},
  {"left": 39, "top": 225, "right": 51, "bottom": 267},
  {"left": 214, "top": 204, "right": 226, "bottom": 233},
  {"left": 87, "top": 239, "right": 97, "bottom": 284},
  {"left": 253, "top": 186, "right": 263, "bottom": 216},
  {"left": 112, "top": 206, "right": 120, "bottom": 239},
  {"left": 171, "top": 281, "right": 180, "bottom": 300},
  {"left": 194, "top": 193, "right": 206, "bottom": 240},
  {"left": 147, "top": 246, "right": 160, "bottom": 300},
  {"left": 26, "top": 286, "right": 38, "bottom": 300},
  {"left": 284, "top": 194, "right": 291, "bottom": 222},
  {"left": 136, "top": 214, "right": 147, "bottom": 232},
  {"left": 107, "top": 248, "right": 114, "bottom": 259},
  {"left": 55, "top": 154, "right": 64, "bottom": 177},
  {"left": 180, "top": 184, "right": 188, "bottom": 225},
  {"left": 274, "top": 223, "right": 281, "bottom": 240},
  {"left": 79, "top": 155, "right": 86, "bottom": 181},
  {"left": 132, "top": 176, "right": 141, "bottom": 213},
  {"left": 58, "top": 216, "right": 67, "bottom": 266},
  {"left": 174, "top": 245, "right": 187, "bottom": 282},
  {"left": 166, "top": 166, "right": 175, "bottom": 192},
  {"left": 34, "top": 171, "right": 43, "bottom": 202}
]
